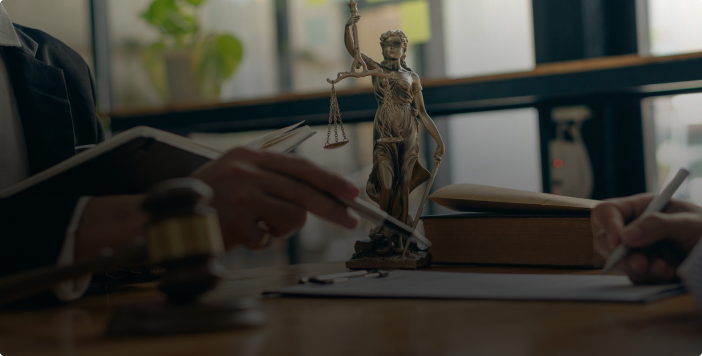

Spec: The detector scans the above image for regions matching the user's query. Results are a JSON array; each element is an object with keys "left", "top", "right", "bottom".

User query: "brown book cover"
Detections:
[{"left": 425, "top": 184, "right": 604, "bottom": 267}]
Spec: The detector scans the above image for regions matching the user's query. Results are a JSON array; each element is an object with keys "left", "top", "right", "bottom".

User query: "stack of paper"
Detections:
[{"left": 274, "top": 270, "right": 684, "bottom": 303}]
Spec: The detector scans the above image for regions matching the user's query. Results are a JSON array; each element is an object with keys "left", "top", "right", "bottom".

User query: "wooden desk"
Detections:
[{"left": 1, "top": 263, "right": 700, "bottom": 356}]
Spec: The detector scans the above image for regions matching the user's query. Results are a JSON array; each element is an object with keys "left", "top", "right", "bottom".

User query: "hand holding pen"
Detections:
[{"left": 593, "top": 169, "right": 702, "bottom": 284}]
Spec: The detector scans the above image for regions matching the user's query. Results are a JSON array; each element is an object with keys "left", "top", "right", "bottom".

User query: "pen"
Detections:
[
  {"left": 338, "top": 196, "right": 432, "bottom": 248},
  {"left": 601, "top": 168, "right": 690, "bottom": 274},
  {"left": 243, "top": 133, "right": 431, "bottom": 249},
  {"left": 299, "top": 269, "right": 390, "bottom": 284}
]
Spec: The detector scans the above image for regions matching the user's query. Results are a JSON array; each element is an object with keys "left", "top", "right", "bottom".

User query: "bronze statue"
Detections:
[{"left": 333, "top": 5, "right": 446, "bottom": 269}]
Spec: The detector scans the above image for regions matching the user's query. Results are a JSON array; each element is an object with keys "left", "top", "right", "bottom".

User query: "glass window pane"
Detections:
[
  {"left": 289, "top": 0, "right": 431, "bottom": 92},
  {"left": 443, "top": 0, "right": 535, "bottom": 78},
  {"left": 447, "top": 108, "right": 542, "bottom": 192},
  {"left": 107, "top": 0, "right": 278, "bottom": 110},
  {"left": 647, "top": 0, "right": 702, "bottom": 56},
  {"left": 289, "top": 0, "right": 356, "bottom": 93},
  {"left": 203, "top": 0, "right": 279, "bottom": 101},
  {"left": 104, "top": 0, "right": 537, "bottom": 111},
  {"left": 645, "top": 93, "right": 702, "bottom": 202}
]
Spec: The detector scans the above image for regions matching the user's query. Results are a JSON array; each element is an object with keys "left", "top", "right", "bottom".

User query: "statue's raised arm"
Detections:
[
  {"left": 344, "top": 14, "right": 377, "bottom": 71},
  {"left": 326, "top": 0, "right": 388, "bottom": 85}
]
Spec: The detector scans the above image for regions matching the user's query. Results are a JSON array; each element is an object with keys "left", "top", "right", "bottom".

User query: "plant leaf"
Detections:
[
  {"left": 184, "top": 0, "right": 207, "bottom": 6},
  {"left": 192, "top": 34, "right": 243, "bottom": 97},
  {"left": 215, "top": 34, "right": 243, "bottom": 78},
  {"left": 141, "top": 0, "right": 198, "bottom": 47},
  {"left": 141, "top": 43, "right": 168, "bottom": 98}
]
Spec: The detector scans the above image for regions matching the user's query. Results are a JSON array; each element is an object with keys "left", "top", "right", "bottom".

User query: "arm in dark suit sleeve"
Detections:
[{"left": 0, "top": 196, "right": 79, "bottom": 278}]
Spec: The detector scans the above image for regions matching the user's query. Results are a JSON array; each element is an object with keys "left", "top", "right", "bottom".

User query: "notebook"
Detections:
[
  {"left": 0, "top": 122, "right": 315, "bottom": 198},
  {"left": 274, "top": 270, "right": 684, "bottom": 303}
]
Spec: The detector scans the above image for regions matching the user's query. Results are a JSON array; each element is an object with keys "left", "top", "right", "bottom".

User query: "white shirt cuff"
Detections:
[{"left": 53, "top": 196, "right": 93, "bottom": 302}]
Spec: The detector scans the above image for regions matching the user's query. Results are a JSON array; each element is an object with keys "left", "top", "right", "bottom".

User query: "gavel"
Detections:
[
  {"left": 0, "top": 178, "right": 263, "bottom": 334},
  {"left": 141, "top": 178, "right": 225, "bottom": 303},
  {"left": 0, "top": 178, "right": 231, "bottom": 306}
]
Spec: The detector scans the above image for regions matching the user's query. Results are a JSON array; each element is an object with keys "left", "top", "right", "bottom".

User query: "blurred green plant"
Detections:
[{"left": 140, "top": 0, "right": 243, "bottom": 99}]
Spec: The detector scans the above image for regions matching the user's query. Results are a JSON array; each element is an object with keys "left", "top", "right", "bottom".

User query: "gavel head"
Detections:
[{"left": 141, "top": 178, "right": 225, "bottom": 304}]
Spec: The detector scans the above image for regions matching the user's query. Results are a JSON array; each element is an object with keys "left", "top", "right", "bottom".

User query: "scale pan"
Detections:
[
  {"left": 324, "top": 141, "right": 349, "bottom": 149},
  {"left": 377, "top": 137, "right": 403, "bottom": 144}
]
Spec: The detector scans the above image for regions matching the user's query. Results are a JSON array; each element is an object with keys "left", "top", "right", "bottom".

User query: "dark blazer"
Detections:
[{"left": 0, "top": 24, "right": 104, "bottom": 277}]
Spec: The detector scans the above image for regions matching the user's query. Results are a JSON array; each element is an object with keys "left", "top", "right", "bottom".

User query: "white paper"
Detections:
[{"left": 275, "top": 270, "right": 684, "bottom": 303}]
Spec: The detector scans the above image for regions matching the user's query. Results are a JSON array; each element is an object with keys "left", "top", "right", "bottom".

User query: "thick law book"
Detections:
[
  {"left": 0, "top": 122, "right": 315, "bottom": 198},
  {"left": 424, "top": 184, "right": 604, "bottom": 267}
]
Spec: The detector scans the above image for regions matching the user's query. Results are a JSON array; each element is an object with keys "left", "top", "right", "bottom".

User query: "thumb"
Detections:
[{"left": 621, "top": 212, "right": 702, "bottom": 249}]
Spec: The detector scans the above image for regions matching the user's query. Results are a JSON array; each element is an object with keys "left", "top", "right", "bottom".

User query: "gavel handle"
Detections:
[{"left": 0, "top": 241, "right": 147, "bottom": 305}]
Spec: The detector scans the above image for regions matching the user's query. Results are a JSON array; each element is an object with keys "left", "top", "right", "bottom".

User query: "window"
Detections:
[
  {"left": 447, "top": 108, "right": 542, "bottom": 193},
  {"left": 106, "top": 0, "right": 278, "bottom": 110},
  {"left": 647, "top": 0, "right": 702, "bottom": 56},
  {"left": 644, "top": 94, "right": 702, "bottom": 203},
  {"left": 103, "top": 0, "right": 536, "bottom": 111},
  {"left": 443, "top": 0, "right": 535, "bottom": 78}
]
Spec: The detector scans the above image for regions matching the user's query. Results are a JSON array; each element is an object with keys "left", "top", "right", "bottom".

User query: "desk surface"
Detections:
[{"left": 1, "top": 263, "right": 700, "bottom": 356}]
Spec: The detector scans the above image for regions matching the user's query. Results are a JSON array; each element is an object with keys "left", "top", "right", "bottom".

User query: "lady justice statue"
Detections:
[{"left": 333, "top": 8, "right": 446, "bottom": 269}]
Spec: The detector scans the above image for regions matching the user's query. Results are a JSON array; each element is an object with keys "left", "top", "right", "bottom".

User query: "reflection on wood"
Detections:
[{"left": 1, "top": 262, "right": 700, "bottom": 356}]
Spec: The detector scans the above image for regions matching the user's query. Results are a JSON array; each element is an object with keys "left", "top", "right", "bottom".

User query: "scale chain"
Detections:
[
  {"left": 339, "top": 113, "right": 348, "bottom": 141},
  {"left": 326, "top": 83, "right": 348, "bottom": 149},
  {"left": 334, "top": 109, "right": 339, "bottom": 143},
  {"left": 326, "top": 84, "right": 337, "bottom": 147}
]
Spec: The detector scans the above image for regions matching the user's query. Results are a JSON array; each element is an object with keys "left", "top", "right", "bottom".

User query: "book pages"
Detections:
[{"left": 430, "top": 184, "right": 600, "bottom": 213}]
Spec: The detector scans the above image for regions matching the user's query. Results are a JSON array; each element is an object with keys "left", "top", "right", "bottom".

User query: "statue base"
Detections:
[{"left": 345, "top": 239, "right": 432, "bottom": 270}]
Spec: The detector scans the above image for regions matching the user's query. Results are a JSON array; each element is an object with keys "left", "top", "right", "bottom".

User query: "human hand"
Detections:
[
  {"left": 592, "top": 193, "right": 702, "bottom": 284},
  {"left": 191, "top": 147, "right": 360, "bottom": 250},
  {"left": 347, "top": 15, "right": 361, "bottom": 27}
]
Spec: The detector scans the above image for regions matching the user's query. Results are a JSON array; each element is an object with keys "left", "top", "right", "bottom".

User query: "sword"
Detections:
[{"left": 402, "top": 155, "right": 442, "bottom": 258}]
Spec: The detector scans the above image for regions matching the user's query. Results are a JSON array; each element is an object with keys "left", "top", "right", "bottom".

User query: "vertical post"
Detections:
[
  {"left": 532, "top": 0, "right": 585, "bottom": 63},
  {"left": 419, "top": 0, "right": 449, "bottom": 216},
  {"left": 611, "top": 99, "right": 647, "bottom": 196},
  {"left": 537, "top": 105, "right": 555, "bottom": 193},
  {"left": 274, "top": 0, "right": 293, "bottom": 93},
  {"left": 581, "top": 0, "right": 606, "bottom": 58},
  {"left": 635, "top": 0, "right": 650, "bottom": 56},
  {"left": 89, "top": 0, "right": 113, "bottom": 112},
  {"left": 419, "top": 0, "right": 445, "bottom": 78},
  {"left": 532, "top": 0, "right": 639, "bottom": 64}
]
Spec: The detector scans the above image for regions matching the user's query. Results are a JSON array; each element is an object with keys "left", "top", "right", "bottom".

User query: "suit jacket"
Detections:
[{"left": 0, "top": 24, "right": 104, "bottom": 277}]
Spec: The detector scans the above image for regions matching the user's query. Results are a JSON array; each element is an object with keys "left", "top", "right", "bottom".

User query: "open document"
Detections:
[{"left": 274, "top": 270, "right": 684, "bottom": 303}]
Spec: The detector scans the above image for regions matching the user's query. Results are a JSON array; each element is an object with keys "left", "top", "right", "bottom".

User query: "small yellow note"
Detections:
[
  {"left": 306, "top": 0, "right": 328, "bottom": 6},
  {"left": 400, "top": 0, "right": 431, "bottom": 44}
]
